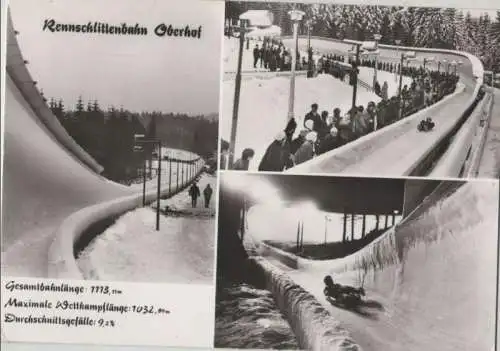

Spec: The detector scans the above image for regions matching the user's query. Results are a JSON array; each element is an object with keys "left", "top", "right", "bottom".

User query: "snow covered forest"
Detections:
[
  {"left": 46, "top": 96, "right": 218, "bottom": 182},
  {"left": 226, "top": 2, "right": 500, "bottom": 71}
]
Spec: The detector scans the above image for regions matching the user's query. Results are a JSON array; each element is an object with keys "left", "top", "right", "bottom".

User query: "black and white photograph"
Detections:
[
  {"left": 2, "top": 0, "right": 221, "bottom": 284},
  {"left": 214, "top": 172, "right": 498, "bottom": 350},
  {"left": 220, "top": 2, "right": 500, "bottom": 179}
]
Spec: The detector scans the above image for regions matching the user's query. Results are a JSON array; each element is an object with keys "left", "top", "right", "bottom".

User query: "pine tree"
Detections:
[
  {"left": 75, "top": 96, "right": 84, "bottom": 115},
  {"left": 491, "top": 11, "right": 500, "bottom": 71},
  {"left": 454, "top": 11, "right": 466, "bottom": 50},
  {"left": 443, "top": 8, "right": 457, "bottom": 49},
  {"left": 413, "top": 8, "right": 446, "bottom": 48}
]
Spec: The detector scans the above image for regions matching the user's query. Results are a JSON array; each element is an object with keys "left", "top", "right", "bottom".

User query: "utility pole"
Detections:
[
  {"left": 287, "top": 10, "right": 305, "bottom": 123},
  {"left": 168, "top": 157, "right": 172, "bottom": 194},
  {"left": 351, "top": 44, "right": 361, "bottom": 112},
  {"left": 156, "top": 141, "right": 161, "bottom": 231},
  {"left": 134, "top": 135, "right": 162, "bottom": 231},
  {"left": 228, "top": 19, "right": 247, "bottom": 170},
  {"left": 398, "top": 52, "right": 405, "bottom": 120},
  {"left": 373, "top": 34, "right": 382, "bottom": 88}
]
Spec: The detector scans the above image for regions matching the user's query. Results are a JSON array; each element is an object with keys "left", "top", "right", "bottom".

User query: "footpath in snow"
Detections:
[{"left": 77, "top": 173, "right": 217, "bottom": 285}]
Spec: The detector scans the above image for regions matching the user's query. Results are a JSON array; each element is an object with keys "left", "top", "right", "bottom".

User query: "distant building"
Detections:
[{"left": 239, "top": 10, "right": 281, "bottom": 39}]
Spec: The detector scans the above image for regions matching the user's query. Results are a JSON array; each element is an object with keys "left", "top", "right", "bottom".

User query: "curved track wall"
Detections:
[{"left": 281, "top": 36, "right": 484, "bottom": 178}]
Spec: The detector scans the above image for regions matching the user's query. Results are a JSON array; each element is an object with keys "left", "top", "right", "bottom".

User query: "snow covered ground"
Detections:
[
  {"left": 224, "top": 37, "right": 270, "bottom": 73},
  {"left": 263, "top": 180, "right": 498, "bottom": 351},
  {"left": 77, "top": 173, "right": 216, "bottom": 284},
  {"left": 222, "top": 37, "right": 412, "bottom": 171}
]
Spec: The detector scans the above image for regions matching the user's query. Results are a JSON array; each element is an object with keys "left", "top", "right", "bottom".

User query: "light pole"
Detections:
[
  {"left": 398, "top": 52, "right": 406, "bottom": 120},
  {"left": 394, "top": 39, "right": 401, "bottom": 82},
  {"left": 306, "top": 19, "right": 313, "bottom": 77},
  {"left": 442, "top": 59, "right": 448, "bottom": 75},
  {"left": 133, "top": 134, "right": 147, "bottom": 206},
  {"left": 306, "top": 19, "right": 312, "bottom": 53},
  {"left": 423, "top": 57, "right": 434, "bottom": 71},
  {"left": 287, "top": 9, "right": 305, "bottom": 123},
  {"left": 134, "top": 135, "right": 162, "bottom": 231},
  {"left": 168, "top": 156, "right": 172, "bottom": 195},
  {"left": 454, "top": 61, "right": 463, "bottom": 76},
  {"left": 324, "top": 215, "right": 331, "bottom": 245},
  {"left": 373, "top": 34, "right": 382, "bottom": 89},
  {"left": 228, "top": 18, "right": 249, "bottom": 170},
  {"left": 350, "top": 43, "right": 361, "bottom": 112}
]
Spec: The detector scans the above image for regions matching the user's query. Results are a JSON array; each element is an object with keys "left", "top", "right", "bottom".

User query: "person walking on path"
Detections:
[
  {"left": 203, "top": 184, "right": 213, "bottom": 208},
  {"left": 188, "top": 182, "right": 201, "bottom": 208}
]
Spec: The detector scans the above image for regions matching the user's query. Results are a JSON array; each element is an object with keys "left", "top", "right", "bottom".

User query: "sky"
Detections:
[
  {"left": 8, "top": 0, "right": 224, "bottom": 115},
  {"left": 247, "top": 203, "right": 403, "bottom": 243}
]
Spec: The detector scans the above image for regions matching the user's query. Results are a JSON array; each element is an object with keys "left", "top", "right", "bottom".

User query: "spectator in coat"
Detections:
[
  {"left": 189, "top": 182, "right": 201, "bottom": 208},
  {"left": 203, "top": 184, "right": 213, "bottom": 208},
  {"left": 374, "top": 81, "right": 381, "bottom": 96},
  {"left": 332, "top": 108, "right": 342, "bottom": 129},
  {"left": 318, "top": 127, "right": 341, "bottom": 154},
  {"left": 258, "top": 132, "right": 287, "bottom": 172},
  {"left": 366, "top": 101, "right": 378, "bottom": 131},
  {"left": 382, "top": 81, "right": 389, "bottom": 101},
  {"left": 233, "top": 148, "right": 255, "bottom": 171},
  {"left": 253, "top": 45, "right": 260, "bottom": 68},
  {"left": 318, "top": 111, "right": 330, "bottom": 139},
  {"left": 285, "top": 117, "right": 297, "bottom": 139},
  {"left": 304, "top": 103, "right": 321, "bottom": 129},
  {"left": 294, "top": 131, "right": 317, "bottom": 165}
]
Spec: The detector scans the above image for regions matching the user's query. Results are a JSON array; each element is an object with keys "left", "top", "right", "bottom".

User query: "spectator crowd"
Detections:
[{"left": 223, "top": 38, "right": 460, "bottom": 172}]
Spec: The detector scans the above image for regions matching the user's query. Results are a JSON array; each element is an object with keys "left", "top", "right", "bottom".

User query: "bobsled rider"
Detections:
[
  {"left": 425, "top": 117, "right": 435, "bottom": 129},
  {"left": 418, "top": 117, "right": 435, "bottom": 132},
  {"left": 323, "top": 275, "right": 365, "bottom": 298}
]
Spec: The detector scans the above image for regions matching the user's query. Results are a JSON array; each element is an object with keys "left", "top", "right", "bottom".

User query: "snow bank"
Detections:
[
  {"left": 253, "top": 257, "right": 362, "bottom": 350},
  {"left": 320, "top": 180, "right": 497, "bottom": 277},
  {"left": 77, "top": 207, "right": 214, "bottom": 284},
  {"left": 48, "top": 153, "right": 205, "bottom": 279}
]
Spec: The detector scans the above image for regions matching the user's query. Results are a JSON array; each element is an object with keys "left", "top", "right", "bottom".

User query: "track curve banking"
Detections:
[
  {"left": 282, "top": 37, "right": 479, "bottom": 176},
  {"left": 2, "top": 67, "right": 133, "bottom": 277},
  {"left": 262, "top": 181, "right": 497, "bottom": 351},
  {"left": 1, "top": 13, "right": 199, "bottom": 278}
]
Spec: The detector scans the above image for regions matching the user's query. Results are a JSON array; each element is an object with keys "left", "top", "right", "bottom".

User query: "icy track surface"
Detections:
[
  {"left": 77, "top": 174, "right": 216, "bottom": 284},
  {"left": 2, "top": 73, "right": 200, "bottom": 278},
  {"left": 1, "top": 75, "right": 133, "bottom": 277},
  {"left": 279, "top": 181, "right": 498, "bottom": 351}
]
